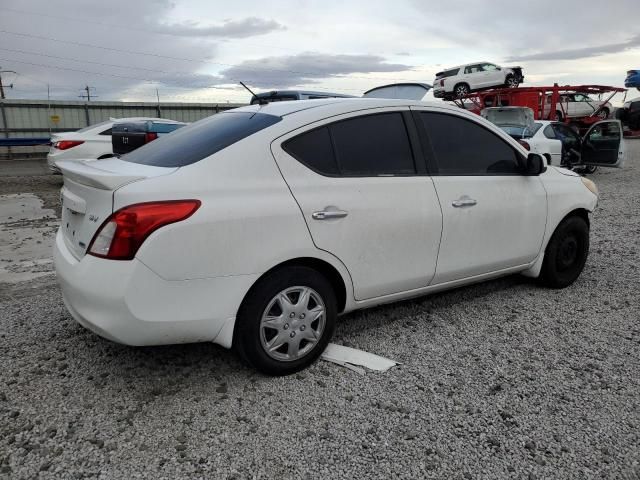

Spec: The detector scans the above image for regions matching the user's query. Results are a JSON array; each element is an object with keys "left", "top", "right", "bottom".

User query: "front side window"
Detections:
[
  {"left": 283, "top": 112, "right": 416, "bottom": 176},
  {"left": 465, "top": 64, "right": 484, "bottom": 74},
  {"left": 420, "top": 112, "right": 522, "bottom": 175},
  {"left": 483, "top": 63, "right": 499, "bottom": 71}
]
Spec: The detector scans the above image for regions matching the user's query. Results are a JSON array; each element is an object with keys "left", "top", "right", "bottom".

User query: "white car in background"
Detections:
[
  {"left": 54, "top": 98, "right": 621, "bottom": 375},
  {"left": 47, "top": 117, "right": 179, "bottom": 173},
  {"left": 483, "top": 107, "right": 624, "bottom": 171},
  {"left": 545, "top": 93, "right": 612, "bottom": 121},
  {"left": 433, "top": 62, "right": 524, "bottom": 100}
]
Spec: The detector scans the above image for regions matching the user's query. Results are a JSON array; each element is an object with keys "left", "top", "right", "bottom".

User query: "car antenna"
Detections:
[{"left": 240, "top": 81, "right": 268, "bottom": 105}]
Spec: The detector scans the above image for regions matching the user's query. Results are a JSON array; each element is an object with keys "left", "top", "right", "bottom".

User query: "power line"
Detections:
[{"left": 0, "top": 29, "right": 420, "bottom": 83}]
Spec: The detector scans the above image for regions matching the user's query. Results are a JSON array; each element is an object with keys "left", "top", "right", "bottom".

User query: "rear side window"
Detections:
[
  {"left": 543, "top": 125, "right": 557, "bottom": 139},
  {"left": 420, "top": 112, "right": 522, "bottom": 175},
  {"left": 284, "top": 127, "right": 338, "bottom": 175},
  {"left": 123, "top": 112, "right": 281, "bottom": 167},
  {"left": 283, "top": 112, "right": 416, "bottom": 176},
  {"left": 436, "top": 68, "right": 459, "bottom": 78},
  {"left": 99, "top": 128, "right": 112, "bottom": 136}
]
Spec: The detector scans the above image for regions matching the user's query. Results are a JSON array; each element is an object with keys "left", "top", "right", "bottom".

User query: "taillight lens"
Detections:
[
  {"left": 87, "top": 200, "right": 201, "bottom": 260},
  {"left": 144, "top": 132, "right": 158, "bottom": 143},
  {"left": 518, "top": 140, "right": 531, "bottom": 151},
  {"left": 54, "top": 140, "right": 85, "bottom": 150}
]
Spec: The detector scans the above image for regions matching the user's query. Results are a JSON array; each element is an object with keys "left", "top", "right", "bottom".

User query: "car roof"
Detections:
[{"left": 230, "top": 97, "right": 463, "bottom": 117}]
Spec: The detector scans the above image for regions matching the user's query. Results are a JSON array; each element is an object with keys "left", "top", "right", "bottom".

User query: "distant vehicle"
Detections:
[
  {"left": 433, "top": 62, "right": 524, "bottom": 100},
  {"left": 250, "top": 90, "right": 354, "bottom": 104},
  {"left": 615, "top": 98, "right": 640, "bottom": 131},
  {"left": 543, "top": 93, "right": 612, "bottom": 121},
  {"left": 54, "top": 98, "right": 621, "bottom": 375},
  {"left": 625, "top": 69, "right": 640, "bottom": 90},
  {"left": 47, "top": 117, "right": 180, "bottom": 174},
  {"left": 362, "top": 83, "right": 432, "bottom": 100},
  {"left": 480, "top": 106, "right": 623, "bottom": 172},
  {"left": 111, "top": 119, "right": 186, "bottom": 156}
]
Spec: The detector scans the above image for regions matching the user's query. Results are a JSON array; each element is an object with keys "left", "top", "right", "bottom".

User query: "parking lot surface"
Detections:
[{"left": 1, "top": 145, "right": 639, "bottom": 479}]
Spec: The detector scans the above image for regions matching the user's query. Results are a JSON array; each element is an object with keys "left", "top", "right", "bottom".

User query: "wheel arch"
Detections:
[{"left": 521, "top": 207, "right": 591, "bottom": 279}]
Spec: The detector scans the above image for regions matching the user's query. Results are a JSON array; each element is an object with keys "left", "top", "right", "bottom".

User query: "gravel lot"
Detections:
[{"left": 1, "top": 145, "right": 639, "bottom": 480}]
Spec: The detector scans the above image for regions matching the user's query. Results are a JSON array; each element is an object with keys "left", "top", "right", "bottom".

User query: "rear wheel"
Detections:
[
  {"left": 505, "top": 74, "right": 519, "bottom": 88},
  {"left": 454, "top": 83, "right": 470, "bottom": 98},
  {"left": 234, "top": 266, "right": 336, "bottom": 376},
  {"left": 555, "top": 110, "right": 564, "bottom": 122},
  {"left": 596, "top": 108, "right": 609, "bottom": 120},
  {"left": 540, "top": 216, "right": 589, "bottom": 289}
]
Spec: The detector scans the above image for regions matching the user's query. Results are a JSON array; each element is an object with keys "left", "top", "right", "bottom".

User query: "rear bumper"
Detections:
[
  {"left": 54, "top": 229, "right": 257, "bottom": 347},
  {"left": 433, "top": 88, "right": 446, "bottom": 98}
]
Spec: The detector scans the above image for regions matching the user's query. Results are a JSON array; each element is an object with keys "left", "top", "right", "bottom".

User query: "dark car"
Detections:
[
  {"left": 615, "top": 98, "right": 640, "bottom": 131},
  {"left": 112, "top": 119, "right": 186, "bottom": 156},
  {"left": 625, "top": 69, "right": 640, "bottom": 90}
]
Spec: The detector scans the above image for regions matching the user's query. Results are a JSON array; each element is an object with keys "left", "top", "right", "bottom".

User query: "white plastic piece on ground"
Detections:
[{"left": 321, "top": 343, "right": 399, "bottom": 374}]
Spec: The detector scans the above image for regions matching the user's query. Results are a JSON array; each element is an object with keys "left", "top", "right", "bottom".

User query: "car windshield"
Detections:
[
  {"left": 123, "top": 111, "right": 282, "bottom": 167},
  {"left": 499, "top": 123, "right": 542, "bottom": 139}
]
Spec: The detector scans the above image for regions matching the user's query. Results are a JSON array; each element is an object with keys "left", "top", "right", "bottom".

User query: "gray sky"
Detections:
[{"left": 1, "top": 0, "right": 638, "bottom": 104}]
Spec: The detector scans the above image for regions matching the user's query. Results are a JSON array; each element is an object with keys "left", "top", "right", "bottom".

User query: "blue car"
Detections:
[{"left": 625, "top": 69, "right": 640, "bottom": 89}]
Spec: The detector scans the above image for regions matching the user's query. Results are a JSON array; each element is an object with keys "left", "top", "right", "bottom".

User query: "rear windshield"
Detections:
[
  {"left": 123, "top": 112, "right": 281, "bottom": 167},
  {"left": 500, "top": 123, "right": 542, "bottom": 139}
]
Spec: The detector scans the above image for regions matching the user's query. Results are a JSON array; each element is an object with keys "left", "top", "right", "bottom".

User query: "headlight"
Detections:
[{"left": 581, "top": 177, "right": 599, "bottom": 197}]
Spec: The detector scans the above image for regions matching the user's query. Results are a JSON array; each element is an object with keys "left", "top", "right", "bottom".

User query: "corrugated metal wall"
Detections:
[{"left": 0, "top": 99, "right": 245, "bottom": 159}]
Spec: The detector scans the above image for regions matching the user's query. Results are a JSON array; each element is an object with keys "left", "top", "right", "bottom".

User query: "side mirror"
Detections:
[{"left": 526, "top": 153, "right": 547, "bottom": 175}]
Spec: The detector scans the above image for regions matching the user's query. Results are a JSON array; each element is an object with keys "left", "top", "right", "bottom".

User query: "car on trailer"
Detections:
[
  {"left": 433, "top": 62, "right": 524, "bottom": 100},
  {"left": 625, "top": 69, "right": 640, "bottom": 90},
  {"left": 615, "top": 97, "right": 640, "bottom": 137}
]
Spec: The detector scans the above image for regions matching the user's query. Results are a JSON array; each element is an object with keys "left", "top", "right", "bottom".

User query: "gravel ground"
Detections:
[{"left": 1, "top": 145, "right": 639, "bottom": 480}]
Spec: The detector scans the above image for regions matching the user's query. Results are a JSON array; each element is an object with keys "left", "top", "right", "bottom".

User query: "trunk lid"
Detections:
[{"left": 57, "top": 158, "right": 177, "bottom": 259}]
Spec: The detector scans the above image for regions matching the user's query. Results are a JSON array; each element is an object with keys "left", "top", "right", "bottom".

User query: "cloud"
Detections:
[
  {"left": 505, "top": 34, "right": 640, "bottom": 62},
  {"left": 218, "top": 53, "right": 413, "bottom": 88},
  {"left": 153, "top": 17, "right": 285, "bottom": 38}
]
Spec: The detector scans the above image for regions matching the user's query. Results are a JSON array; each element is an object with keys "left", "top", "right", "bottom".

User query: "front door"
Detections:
[
  {"left": 580, "top": 120, "right": 625, "bottom": 167},
  {"left": 272, "top": 108, "right": 443, "bottom": 300},
  {"left": 414, "top": 108, "right": 547, "bottom": 284}
]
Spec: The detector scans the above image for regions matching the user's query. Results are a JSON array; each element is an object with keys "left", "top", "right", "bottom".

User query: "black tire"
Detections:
[
  {"left": 454, "top": 83, "right": 470, "bottom": 98},
  {"left": 596, "top": 108, "right": 609, "bottom": 119},
  {"left": 555, "top": 110, "right": 564, "bottom": 122},
  {"left": 234, "top": 266, "right": 337, "bottom": 376},
  {"left": 505, "top": 74, "right": 519, "bottom": 88},
  {"left": 583, "top": 165, "right": 598, "bottom": 174},
  {"left": 540, "top": 216, "right": 589, "bottom": 289}
]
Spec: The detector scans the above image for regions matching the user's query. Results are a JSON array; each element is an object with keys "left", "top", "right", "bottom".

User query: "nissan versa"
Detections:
[{"left": 53, "top": 99, "right": 624, "bottom": 375}]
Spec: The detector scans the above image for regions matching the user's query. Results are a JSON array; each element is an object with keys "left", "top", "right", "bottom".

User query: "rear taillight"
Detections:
[
  {"left": 518, "top": 140, "right": 531, "bottom": 151},
  {"left": 54, "top": 140, "right": 85, "bottom": 150},
  {"left": 144, "top": 132, "right": 158, "bottom": 143},
  {"left": 87, "top": 200, "right": 201, "bottom": 260}
]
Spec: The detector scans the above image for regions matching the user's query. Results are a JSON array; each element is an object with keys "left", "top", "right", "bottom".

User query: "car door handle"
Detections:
[
  {"left": 452, "top": 196, "right": 477, "bottom": 208},
  {"left": 312, "top": 208, "right": 348, "bottom": 220}
]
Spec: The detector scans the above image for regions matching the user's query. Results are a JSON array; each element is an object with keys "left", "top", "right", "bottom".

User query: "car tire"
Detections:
[
  {"left": 454, "top": 83, "right": 470, "bottom": 98},
  {"left": 555, "top": 110, "right": 564, "bottom": 122},
  {"left": 540, "top": 216, "right": 589, "bottom": 289},
  {"left": 505, "top": 74, "right": 519, "bottom": 88},
  {"left": 583, "top": 165, "right": 598, "bottom": 174},
  {"left": 596, "top": 108, "right": 609, "bottom": 119},
  {"left": 234, "top": 266, "right": 337, "bottom": 376}
]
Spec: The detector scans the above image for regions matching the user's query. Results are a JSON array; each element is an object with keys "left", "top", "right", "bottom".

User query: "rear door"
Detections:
[
  {"left": 580, "top": 120, "right": 625, "bottom": 167},
  {"left": 414, "top": 108, "right": 547, "bottom": 284},
  {"left": 272, "top": 108, "right": 443, "bottom": 301}
]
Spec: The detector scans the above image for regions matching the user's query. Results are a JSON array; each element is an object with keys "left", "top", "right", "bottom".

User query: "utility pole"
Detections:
[
  {"left": 79, "top": 85, "right": 97, "bottom": 101},
  {"left": 0, "top": 67, "right": 17, "bottom": 99}
]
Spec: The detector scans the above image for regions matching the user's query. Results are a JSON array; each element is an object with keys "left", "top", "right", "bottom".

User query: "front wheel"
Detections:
[
  {"left": 540, "top": 216, "right": 589, "bottom": 289},
  {"left": 234, "top": 266, "right": 337, "bottom": 375},
  {"left": 596, "top": 108, "right": 609, "bottom": 120}
]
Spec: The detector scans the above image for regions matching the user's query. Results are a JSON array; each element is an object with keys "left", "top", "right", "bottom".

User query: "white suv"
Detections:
[
  {"left": 433, "top": 62, "right": 524, "bottom": 100},
  {"left": 54, "top": 98, "right": 620, "bottom": 375}
]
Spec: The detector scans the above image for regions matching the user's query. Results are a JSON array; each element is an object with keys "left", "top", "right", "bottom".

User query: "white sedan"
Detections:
[
  {"left": 47, "top": 117, "right": 179, "bottom": 173},
  {"left": 53, "top": 98, "right": 622, "bottom": 375},
  {"left": 507, "top": 120, "right": 624, "bottom": 170}
]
